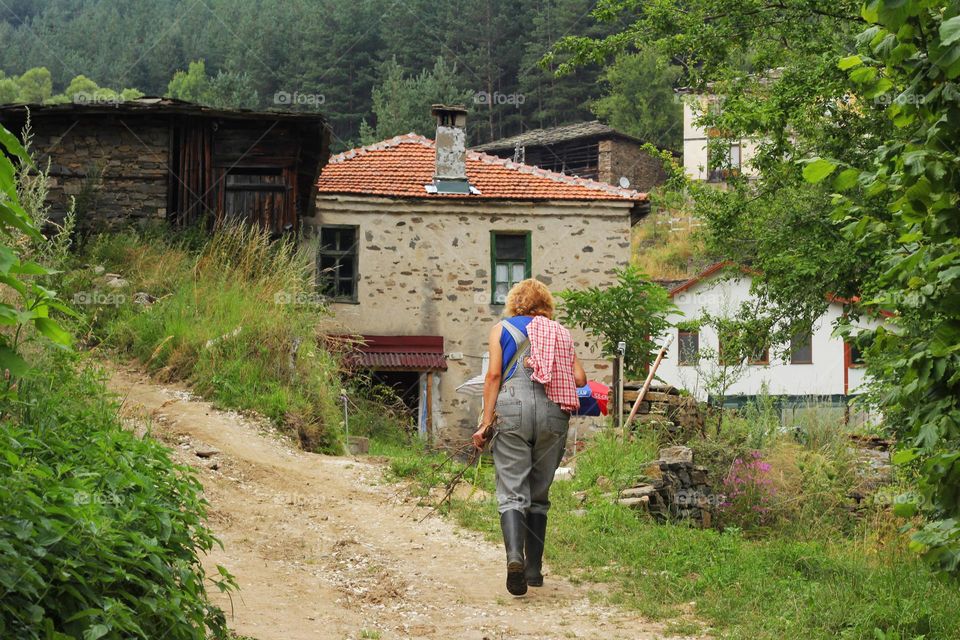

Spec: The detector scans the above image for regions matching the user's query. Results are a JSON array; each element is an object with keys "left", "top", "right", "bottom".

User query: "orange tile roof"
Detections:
[{"left": 317, "top": 133, "right": 648, "bottom": 203}]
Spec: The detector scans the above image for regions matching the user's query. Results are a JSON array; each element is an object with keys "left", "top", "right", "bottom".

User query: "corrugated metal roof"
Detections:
[{"left": 343, "top": 335, "right": 448, "bottom": 371}]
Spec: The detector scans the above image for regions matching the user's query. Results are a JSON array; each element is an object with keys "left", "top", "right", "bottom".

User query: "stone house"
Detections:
[
  {"left": 0, "top": 97, "right": 328, "bottom": 232},
  {"left": 310, "top": 106, "right": 649, "bottom": 442},
  {"left": 471, "top": 121, "right": 669, "bottom": 193}
]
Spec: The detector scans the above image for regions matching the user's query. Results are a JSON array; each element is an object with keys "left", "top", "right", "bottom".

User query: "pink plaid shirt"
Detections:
[{"left": 527, "top": 316, "right": 580, "bottom": 413}]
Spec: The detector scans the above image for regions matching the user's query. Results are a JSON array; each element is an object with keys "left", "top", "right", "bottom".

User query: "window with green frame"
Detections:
[{"left": 491, "top": 232, "right": 531, "bottom": 304}]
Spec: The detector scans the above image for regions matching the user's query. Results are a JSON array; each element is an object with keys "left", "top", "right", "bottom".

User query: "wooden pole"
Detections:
[
  {"left": 617, "top": 346, "right": 625, "bottom": 431},
  {"left": 624, "top": 335, "right": 674, "bottom": 435},
  {"left": 425, "top": 371, "right": 434, "bottom": 441}
]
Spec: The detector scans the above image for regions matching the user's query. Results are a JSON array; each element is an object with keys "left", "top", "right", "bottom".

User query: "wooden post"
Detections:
[
  {"left": 624, "top": 335, "right": 674, "bottom": 435},
  {"left": 425, "top": 371, "right": 434, "bottom": 441},
  {"left": 616, "top": 342, "right": 626, "bottom": 432},
  {"left": 607, "top": 355, "right": 623, "bottom": 429}
]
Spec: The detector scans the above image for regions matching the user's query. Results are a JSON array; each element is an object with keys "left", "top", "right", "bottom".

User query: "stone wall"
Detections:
[
  {"left": 597, "top": 138, "right": 668, "bottom": 192},
  {"left": 306, "top": 195, "right": 634, "bottom": 443},
  {"left": 29, "top": 119, "right": 169, "bottom": 227},
  {"left": 616, "top": 445, "right": 714, "bottom": 527},
  {"left": 624, "top": 383, "right": 705, "bottom": 438}
]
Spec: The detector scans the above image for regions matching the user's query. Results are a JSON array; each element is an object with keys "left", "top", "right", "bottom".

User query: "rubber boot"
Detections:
[
  {"left": 500, "top": 510, "right": 527, "bottom": 595},
  {"left": 524, "top": 512, "right": 547, "bottom": 586}
]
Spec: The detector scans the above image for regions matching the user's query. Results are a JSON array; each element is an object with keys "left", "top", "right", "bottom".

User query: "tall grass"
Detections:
[{"left": 74, "top": 225, "right": 345, "bottom": 454}]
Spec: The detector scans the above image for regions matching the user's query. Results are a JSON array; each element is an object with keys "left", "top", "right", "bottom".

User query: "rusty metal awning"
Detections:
[{"left": 345, "top": 335, "right": 447, "bottom": 371}]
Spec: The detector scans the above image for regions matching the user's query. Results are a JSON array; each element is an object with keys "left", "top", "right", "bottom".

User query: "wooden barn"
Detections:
[{"left": 0, "top": 97, "right": 329, "bottom": 233}]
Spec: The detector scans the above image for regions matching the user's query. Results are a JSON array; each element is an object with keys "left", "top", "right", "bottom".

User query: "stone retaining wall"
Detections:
[{"left": 617, "top": 445, "right": 714, "bottom": 527}]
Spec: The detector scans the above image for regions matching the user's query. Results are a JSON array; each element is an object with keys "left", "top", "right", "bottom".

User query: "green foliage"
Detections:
[
  {"left": 0, "top": 0, "right": 629, "bottom": 147},
  {"left": 15, "top": 66, "right": 53, "bottom": 103},
  {"left": 0, "top": 74, "right": 19, "bottom": 103},
  {"left": 801, "top": 0, "right": 960, "bottom": 573},
  {"left": 592, "top": 48, "right": 683, "bottom": 150},
  {"left": 558, "top": 265, "right": 674, "bottom": 377},
  {"left": 554, "top": 0, "right": 960, "bottom": 573},
  {"left": 360, "top": 57, "right": 471, "bottom": 144},
  {"left": 0, "top": 123, "right": 72, "bottom": 401},
  {"left": 167, "top": 60, "right": 211, "bottom": 105},
  {"left": 0, "top": 352, "right": 235, "bottom": 639},
  {"left": 70, "top": 225, "right": 345, "bottom": 454}
]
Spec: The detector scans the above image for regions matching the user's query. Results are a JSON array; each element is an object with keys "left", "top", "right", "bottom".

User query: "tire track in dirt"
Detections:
[{"left": 106, "top": 365, "right": 696, "bottom": 640}]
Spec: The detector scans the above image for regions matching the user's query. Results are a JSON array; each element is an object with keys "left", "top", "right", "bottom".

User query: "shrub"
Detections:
[{"left": 0, "top": 352, "right": 234, "bottom": 639}]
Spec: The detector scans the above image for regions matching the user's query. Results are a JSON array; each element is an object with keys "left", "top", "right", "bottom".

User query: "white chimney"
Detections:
[{"left": 430, "top": 104, "right": 472, "bottom": 194}]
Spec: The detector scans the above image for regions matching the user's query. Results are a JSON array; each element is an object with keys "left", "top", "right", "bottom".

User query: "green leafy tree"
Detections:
[
  {"left": 207, "top": 69, "right": 258, "bottom": 109},
  {"left": 0, "top": 74, "right": 18, "bottom": 104},
  {"left": 16, "top": 66, "right": 53, "bottom": 103},
  {"left": 64, "top": 74, "right": 99, "bottom": 100},
  {"left": 555, "top": 0, "right": 960, "bottom": 572},
  {"left": 799, "top": 1, "right": 960, "bottom": 573},
  {"left": 167, "top": 60, "right": 211, "bottom": 104},
  {"left": 360, "top": 57, "right": 471, "bottom": 144},
  {"left": 557, "top": 265, "right": 674, "bottom": 377},
  {"left": 592, "top": 48, "right": 683, "bottom": 150}
]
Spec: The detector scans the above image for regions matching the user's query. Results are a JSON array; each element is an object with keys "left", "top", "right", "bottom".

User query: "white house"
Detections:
[
  {"left": 656, "top": 262, "right": 881, "bottom": 410},
  {"left": 681, "top": 94, "right": 761, "bottom": 183}
]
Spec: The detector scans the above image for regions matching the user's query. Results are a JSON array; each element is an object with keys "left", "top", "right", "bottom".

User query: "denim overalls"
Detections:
[{"left": 492, "top": 321, "right": 570, "bottom": 515}]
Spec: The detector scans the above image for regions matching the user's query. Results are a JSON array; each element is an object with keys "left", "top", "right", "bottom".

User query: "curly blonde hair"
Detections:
[{"left": 504, "top": 278, "right": 555, "bottom": 318}]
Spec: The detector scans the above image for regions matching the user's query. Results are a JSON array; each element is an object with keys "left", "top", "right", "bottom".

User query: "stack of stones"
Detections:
[
  {"left": 624, "top": 384, "right": 705, "bottom": 438},
  {"left": 617, "top": 445, "right": 714, "bottom": 528}
]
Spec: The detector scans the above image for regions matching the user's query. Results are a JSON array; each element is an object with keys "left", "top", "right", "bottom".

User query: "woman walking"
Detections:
[{"left": 472, "top": 279, "right": 586, "bottom": 596}]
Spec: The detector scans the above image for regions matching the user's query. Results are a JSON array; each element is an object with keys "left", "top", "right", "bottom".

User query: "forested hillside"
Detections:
[{"left": 0, "top": 0, "right": 680, "bottom": 150}]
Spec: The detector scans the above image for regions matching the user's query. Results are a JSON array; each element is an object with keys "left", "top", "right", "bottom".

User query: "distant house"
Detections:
[
  {"left": 0, "top": 97, "right": 329, "bottom": 232},
  {"left": 471, "top": 121, "right": 669, "bottom": 193},
  {"left": 656, "top": 262, "right": 881, "bottom": 416},
  {"left": 680, "top": 94, "right": 761, "bottom": 184},
  {"left": 310, "top": 105, "right": 649, "bottom": 442}
]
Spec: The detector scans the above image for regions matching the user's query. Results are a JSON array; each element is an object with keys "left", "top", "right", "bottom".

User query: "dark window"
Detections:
[
  {"left": 748, "top": 344, "right": 770, "bottom": 365},
  {"left": 318, "top": 225, "right": 358, "bottom": 301},
  {"left": 790, "top": 332, "right": 813, "bottom": 364},
  {"left": 678, "top": 330, "right": 699, "bottom": 365},
  {"left": 491, "top": 232, "right": 531, "bottom": 304},
  {"left": 849, "top": 333, "right": 871, "bottom": 366},
  {"left": 707, "top": 143, "right": 742, "bottom": 182}
]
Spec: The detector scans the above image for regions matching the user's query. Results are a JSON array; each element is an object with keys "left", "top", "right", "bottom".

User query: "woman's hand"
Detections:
[{"left": 472, "top": 418, "right": 495, "bottom": 449}]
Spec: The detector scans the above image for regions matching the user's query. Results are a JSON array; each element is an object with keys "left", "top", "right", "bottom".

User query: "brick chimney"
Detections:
[{"left": 430, "top": 104, "right": 471, "bottom": 194}]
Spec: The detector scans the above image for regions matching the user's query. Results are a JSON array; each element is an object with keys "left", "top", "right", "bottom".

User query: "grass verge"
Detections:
[{"left": 376, "top": 430, "right": 960, "bottom": 640}]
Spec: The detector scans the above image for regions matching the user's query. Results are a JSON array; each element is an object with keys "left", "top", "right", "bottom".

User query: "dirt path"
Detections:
[{"left": 106, "top": 365, "right": 690, "bottom": 640}]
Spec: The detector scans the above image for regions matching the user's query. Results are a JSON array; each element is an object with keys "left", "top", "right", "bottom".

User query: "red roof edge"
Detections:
[
  {"left": 669, "top": 262, "right": 894, "bottom": 318},
  {"left": 341, "top": 335, "right": 448, "bottom": 371},
  {"left": 669, "top": 260, "right": 738, "bottom": 297}
]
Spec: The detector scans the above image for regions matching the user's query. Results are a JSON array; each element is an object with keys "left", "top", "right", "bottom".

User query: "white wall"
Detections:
[
  {"left": 681, "top": 95, "right": 759, "bottom": 182},
  {"left": 656, "top": 274, "right": 879, "bottom": 401}
]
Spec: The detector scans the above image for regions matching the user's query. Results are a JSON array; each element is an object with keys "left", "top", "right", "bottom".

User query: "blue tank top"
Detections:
[{"left": 500, "top": 315, "right": 533, "bottom": 380}]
